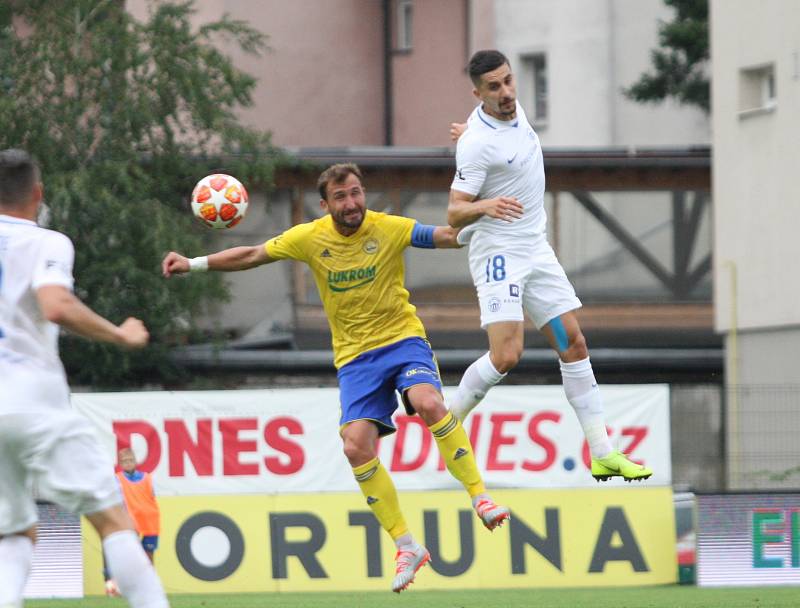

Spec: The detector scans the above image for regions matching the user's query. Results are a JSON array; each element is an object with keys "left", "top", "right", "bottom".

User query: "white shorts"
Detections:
[
  {"left": 468, "top": 233, "right": 581, "bottom": 330},
  {"left": 0, "top": 410, "right": 122, "bottom": 535}
]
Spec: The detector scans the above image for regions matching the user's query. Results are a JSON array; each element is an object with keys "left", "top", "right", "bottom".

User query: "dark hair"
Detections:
[
  {"left": 0, "top": 148, "right": 39, "bottom": 208},
  {"left": 317, "top": 163, "right": 363, "bottom": 200},
  {"left": 467, "top": 50, "right": 510, "bottom": 86}
]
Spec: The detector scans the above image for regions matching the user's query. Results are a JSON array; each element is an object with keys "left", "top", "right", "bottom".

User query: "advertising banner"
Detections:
[
  {"left": 82, "top": 487, "right": 677, "bottom": 594},
  {"left": 72, "top": 385, "right": 670, "bottom": 495},
  {"left": 697, "top": 493, "right": 800, "bottom": 587}
]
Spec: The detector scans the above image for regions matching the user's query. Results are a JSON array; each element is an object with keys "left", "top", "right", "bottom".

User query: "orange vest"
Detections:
[{"left": 116, "top": 471, "right": 160, "bottom": 536}]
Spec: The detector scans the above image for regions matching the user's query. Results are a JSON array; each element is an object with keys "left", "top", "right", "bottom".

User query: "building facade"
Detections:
[
  {"left": 494, "top": 0, "right": 710, "bottom": 148},
  {"left": 128, "top": 0, "right": 711, "bottom": 149},
  {"left": 128, "top": 0, "right": 488, "bottom": 147},
  {"left": 711, "top": 0, "right": 800, "bottom": 489}
]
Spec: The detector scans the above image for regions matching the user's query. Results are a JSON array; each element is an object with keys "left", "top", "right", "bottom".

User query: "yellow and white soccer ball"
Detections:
[{"left": 190, "top": 173, "right": 249, "bottom": 229}]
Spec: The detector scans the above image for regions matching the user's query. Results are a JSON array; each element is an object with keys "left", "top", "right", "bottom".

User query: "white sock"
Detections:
[
  {"left": 560, "top": 357, "right": 613, "bottom": 458},
  {"left": 0, "top": 535, "right": 34, "bottom": 608},
  {"left": 471, "top": 492, "right": 491, "bottom": 508},
  {"left": 103, "top": 530, "right": 169, "bottom": 608},
  {"left": 394, "top": 533, "right": 418, "bottom": 551},
  {"left": 450, "top": 352, "right": 506, "bottom": 421}
]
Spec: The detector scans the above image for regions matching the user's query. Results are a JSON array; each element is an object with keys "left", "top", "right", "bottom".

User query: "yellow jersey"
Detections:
[{"left": 265, "top": 211, "right": 427, "bottom": 368}]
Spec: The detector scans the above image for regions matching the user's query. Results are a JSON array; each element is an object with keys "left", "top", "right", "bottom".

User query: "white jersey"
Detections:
[
  {"left": 0, "top": 214, "right": 74, "bottom": 412},
  {"left": 451, "top": 101, "right": 546, "bottom": 247}
]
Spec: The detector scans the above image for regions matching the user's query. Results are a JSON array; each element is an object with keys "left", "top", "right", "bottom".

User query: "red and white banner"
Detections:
[{"left": 71, "top": 385, "right": 670, "bottom": 496}]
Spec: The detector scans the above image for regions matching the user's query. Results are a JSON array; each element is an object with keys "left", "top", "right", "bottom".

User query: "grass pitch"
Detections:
[{"left": 26, "top": 586, "right": 800, "bottom": 608}]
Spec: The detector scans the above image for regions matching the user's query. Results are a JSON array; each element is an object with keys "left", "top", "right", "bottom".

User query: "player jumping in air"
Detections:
[
  {"left": 162, "top": 163, "right": 510, "bottom": 593},
  {"left": 447, "top": 50, "right": 652, "bottom": 483},
  {"left": 0, "top": 149, "right": 169, "bottom": 608}
]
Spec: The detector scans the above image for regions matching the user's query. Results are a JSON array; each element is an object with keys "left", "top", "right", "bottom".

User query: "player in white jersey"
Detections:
[
  {"left": 447, "top": 51, "right": 652, "bottom": 482},
  {"left": 0, "top": 149, "right": 169, "bottom": 608}
]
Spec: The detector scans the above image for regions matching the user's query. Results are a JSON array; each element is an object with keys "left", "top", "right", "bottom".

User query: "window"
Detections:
[
  {"left": 739, "top": 63, "right": 776, "bottom": 117},
  {"left": 396, "top": 0, "right": 413, "bottom": 52},
  {"left": 521, "top": 53, "right": 548, "bottom": 124}
]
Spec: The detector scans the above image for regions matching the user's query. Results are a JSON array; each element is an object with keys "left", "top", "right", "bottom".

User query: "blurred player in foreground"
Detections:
[
  {"left": 0, "top": 149, "right": 169, "bottom": 607},
  {"left": 447, "top": 50, "right": 651, "bottom": 482},
  {"left": 104, "top": 447, "right": 162, "bottom": 597},
  {"left": 162, "top": 163, "right": 510, "bottom": 593}
]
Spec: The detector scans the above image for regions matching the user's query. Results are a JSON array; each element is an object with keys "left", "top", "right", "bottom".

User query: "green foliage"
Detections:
[
  {"left": 0, "top": 0, "right": 281, "bottom": 386},
  {"left": 623, "top": 0, "right": 709, "bottom": 113}
]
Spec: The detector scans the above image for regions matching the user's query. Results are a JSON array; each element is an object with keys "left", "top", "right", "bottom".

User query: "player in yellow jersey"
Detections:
[{"left": 162, "top": 163, "right": 509, "bottom": 593}]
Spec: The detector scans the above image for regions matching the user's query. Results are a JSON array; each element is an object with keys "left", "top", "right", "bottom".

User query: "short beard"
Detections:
[
  {"left": 333, "top": 210, "right": 364, "bottom": 230},
  {"left": 499, "top": 99, "right": 515, "bottom": 115}
]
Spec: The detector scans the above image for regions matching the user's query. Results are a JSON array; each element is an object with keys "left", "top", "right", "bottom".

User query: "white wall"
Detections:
[{"left": 712, "top": 0, "right": 800, "bottom": 332}]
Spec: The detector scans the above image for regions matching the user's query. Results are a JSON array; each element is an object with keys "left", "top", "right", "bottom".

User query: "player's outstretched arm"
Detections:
[
  {"left": 162, "top": 245, "right": 273, "bottom": 277},
  {"left": 448, "top": 188, "right": 524, "bottom": 228},
  {"left": 36, "top": 285, "right": 149, "bottom": 349}
]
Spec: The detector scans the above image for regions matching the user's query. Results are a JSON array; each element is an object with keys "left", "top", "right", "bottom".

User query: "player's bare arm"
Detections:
[
  {"left": 36, "top": 285, "right": 149, "bottom": 349},
  {"left": 161, "top": 245, "right": 274, "bottom": 277},
  {"left": 447, "top": 188, "right": 524, "bottom": 228},
  {"left": 432, "top": 225, "right": 463, "bottom": 249}
]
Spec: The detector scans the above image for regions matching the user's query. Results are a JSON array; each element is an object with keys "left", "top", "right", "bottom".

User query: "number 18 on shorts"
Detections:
[
  {"left": 474, "top": 252, "right": 523, "bottom": 327},
  {"left": 469, "top": 238, "right": 581, "bottom": 330}
]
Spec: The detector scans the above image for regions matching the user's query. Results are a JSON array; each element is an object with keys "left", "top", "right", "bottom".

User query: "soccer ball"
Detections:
[{"left": 191, "top": 173, "right": 249, "bottom": 229}]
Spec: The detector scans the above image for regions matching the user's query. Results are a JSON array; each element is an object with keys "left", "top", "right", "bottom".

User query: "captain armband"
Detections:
[{"left": 410, "top": 223, "right": 436, "bottom": 249}]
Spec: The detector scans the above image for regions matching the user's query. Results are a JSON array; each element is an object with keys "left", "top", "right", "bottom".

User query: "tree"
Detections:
[
  {"left": 0, "top": 0, "right": 281, "bottom": 386},
  {"left": 623, "top": 0, "right": 709, "bottom": 113}
]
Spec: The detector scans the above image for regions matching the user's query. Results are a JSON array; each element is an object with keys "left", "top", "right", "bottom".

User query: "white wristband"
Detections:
[{"left": 188, "top": 256, "right": 209, "bottom": 272}]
